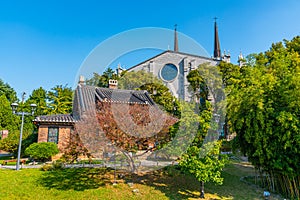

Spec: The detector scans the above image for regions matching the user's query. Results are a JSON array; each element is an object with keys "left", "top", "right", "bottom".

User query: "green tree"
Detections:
[
  {"left": 20, "top": 88, "right": 48, "bottom": 132},
  {"left": 178, "top": 99, "right": 227, "bottom": 198},
  {"left": 0, "top": 130, "right": 37, "bottom": 157},
  {"left": 25, "top": 142, "right": 59, "bottom": 162},
  {"left": 0, "top": 79, "right": 17, "bottom": 102},
  {"left": 0, "top": 95, "right": 19, "bottom": 131},
  {"left": 188, "top": 63, "right": 225, "bottom": 115},
  {"left": 218, "top": 61, "right": 241, "bottom": 88},
  {"left": 0, "top": 80, "right": 19, "bottom": 134},
  {"left": 187, "top": 68, "right": 207, "bottom": 101},
  {"left": 26, "top": 87, "right": 48, "bottom": 116},
  {"left": 118, "top": 70, "right": 161, "bottom": 90},
  {"left": 179, "top": 64, "right": 227, "bottom": 198},
  {"left": 224, "top": 36, "right": 300, "bottom": 198},
  {"left": 119, "top": 70, "right": 181, "bottom": 116},
  {"left": 180, "top": 141, "right": 227, "bottom": 198},
  {"left": 47, "top": 85, "right": 73, "bottom": 114},
  {"left": 86, "top": 67, "right": 118, "bottom": 88},
  {"left": 0, "top": 92, "right": 37, "bottom": 155}
]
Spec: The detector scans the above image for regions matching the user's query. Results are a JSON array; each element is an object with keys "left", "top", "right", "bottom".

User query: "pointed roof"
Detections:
[
  {"left": 72, "top": 84, "right": 155, "bottom": 120},
  {"left": 214, "top": 18, "right": 221, "bottom": 59},
  {"left": 174, "top": 24, "right": 178, "bottom": 52},
  {"left": 127, "top": 50, "right": 216, "bottom": 72}
]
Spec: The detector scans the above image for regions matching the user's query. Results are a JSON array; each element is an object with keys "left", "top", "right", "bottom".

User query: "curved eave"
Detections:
[{"left": 33, "top": 120, "right": 75, "bottom": 126}]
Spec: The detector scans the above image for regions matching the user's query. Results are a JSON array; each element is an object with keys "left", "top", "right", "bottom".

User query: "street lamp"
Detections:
[{"left": 11, "top": 92, "right": 37, "bottom": 170}]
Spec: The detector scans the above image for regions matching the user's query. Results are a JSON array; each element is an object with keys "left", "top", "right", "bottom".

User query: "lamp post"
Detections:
[{"left": 11, "top": 92, "right": 36, "bottom": 170}]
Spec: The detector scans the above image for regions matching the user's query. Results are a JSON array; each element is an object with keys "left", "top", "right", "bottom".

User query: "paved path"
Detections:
[{"left": 0, "top": 160, "right": 177, "bottom": 170}]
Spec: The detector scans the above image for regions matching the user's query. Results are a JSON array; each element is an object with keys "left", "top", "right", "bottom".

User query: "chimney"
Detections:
[
  {"left": 108, "top": 79, "right": 118, "bottom": 89},
  {"left": 78, "top": 75, "right": 85, "bottom": 85}
]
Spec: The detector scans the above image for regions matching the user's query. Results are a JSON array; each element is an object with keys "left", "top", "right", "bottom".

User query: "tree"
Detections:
[
  {"left": 61, "top": 130, "right": 91, "bottom": 164},
  {"left": 187, "top": 63, "right": 225, "bottom": 117},
  {"left": 187, "top": 68, "right": 207, "bottom": 101},
  {"left": 0, "top": 94, "right": 19, "bottom": 131},
  {"left": 139, "top": 82, "right": 181, "bottom": 117},
  {"left": 25, "top": 142, "right": 59, "bottom": 162},
  {"left": 26, "top": 87, "right": 48, "bottom": 116},
  {"left": 179, "top": 64, "right": 227, "bottom": 198},
  {"left": 180, "top": 141, "right": 227, "bottom": 198},
  {"left": 47, "top": 85, "right": 73, "bottom": 114},
  {"left": 118, "top": 70, "right": 161, "bottom": 90},
  {"left": 0, "top": 130, "right": 37, "bottom": 157},
  {"left": 0, "top": 79, "right": 17, "bottom": 103},
  {"left": 95, "top": 101, "right": 178, "bottom": 172},
  {"left": 0, "top": 93, "right": 37, "bottom": 155},
  {"left": 224, "top": 36, "right": 300, "bottom": 198},
  {"left": 178, "top": 100, "right": 227, "bottom": 198},
  {"left": 119, "top": 70, "right": 181, "bottom": 117},
  {"left": 86, "top": 67, "right": 119, "bottom": 88}
]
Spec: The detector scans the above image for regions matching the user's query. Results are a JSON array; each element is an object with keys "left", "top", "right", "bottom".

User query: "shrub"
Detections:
[
  {"left": 52, "top": 160, "right": 64, "bottom": 170},
  {"left": 40, "top": 164, "right": 53, "bottom": 171},
  {"left": 0, "top": 131, "right": 37, "bottom": 157},
  {"left": 25, "top": 142, "right": 59, "bottom": 162}
]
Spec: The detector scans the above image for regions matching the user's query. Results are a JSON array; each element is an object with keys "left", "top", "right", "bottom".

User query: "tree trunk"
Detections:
[
  {"left": 122, "top": 151, "right": 137, "bottom": 173},
  {"left": 200, "top": 181, "right": 205, "bottom": 198}
]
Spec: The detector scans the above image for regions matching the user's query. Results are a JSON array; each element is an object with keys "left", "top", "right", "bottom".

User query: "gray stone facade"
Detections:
[{"left": 127, "top": 50, "right": 219, "bottom": 101}]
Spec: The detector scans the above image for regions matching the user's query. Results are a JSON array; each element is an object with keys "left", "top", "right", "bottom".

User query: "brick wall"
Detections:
[
  {"left": 37, "top": 124, "right": 72, "bottom": 152},
  {"left": 37, "top": 125, "right": 48, "bottom": 143},
  {"left": 57, "top": 126, "right": 71, "bottom": 151}
]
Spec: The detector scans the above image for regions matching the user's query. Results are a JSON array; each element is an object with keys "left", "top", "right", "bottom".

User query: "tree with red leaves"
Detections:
[{"left": 96, "top": 101, "right": 178, "bottom": 172}]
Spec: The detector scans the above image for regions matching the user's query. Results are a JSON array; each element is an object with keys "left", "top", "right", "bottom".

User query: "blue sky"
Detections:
[{"left": 1, "top": 0, "right": 300, "bottom": 98}]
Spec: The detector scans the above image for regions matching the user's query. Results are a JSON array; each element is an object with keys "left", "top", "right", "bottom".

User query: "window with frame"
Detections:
[{"left": 48, "top": 127, "right": 59, "bottom": 144}]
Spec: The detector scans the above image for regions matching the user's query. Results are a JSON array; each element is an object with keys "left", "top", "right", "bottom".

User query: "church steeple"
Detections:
[
  {"left": 174, "top": 24, "right": 179, "bottom": 52},
  {"left": 213, "top": 18, "right": 221, "bottom": 59}
]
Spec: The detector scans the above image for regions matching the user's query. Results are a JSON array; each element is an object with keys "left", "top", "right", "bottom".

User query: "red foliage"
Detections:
[{"left": 96, "top": 101, "right": 178, "bottom": 151}]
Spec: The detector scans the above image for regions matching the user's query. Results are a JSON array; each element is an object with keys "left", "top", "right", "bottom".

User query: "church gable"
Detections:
[{"left": 127, "top": 50, "right": 219, "bottom": 101}]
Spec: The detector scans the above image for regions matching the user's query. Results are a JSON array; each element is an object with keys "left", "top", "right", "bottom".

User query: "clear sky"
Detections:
[{"left": 1, "top": 0, "right": 300, "bottom": 98}]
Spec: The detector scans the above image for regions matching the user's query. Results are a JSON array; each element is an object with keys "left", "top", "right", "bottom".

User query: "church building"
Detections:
[{"left": 125, "top": 21, "right": 230, "bottom": 101}]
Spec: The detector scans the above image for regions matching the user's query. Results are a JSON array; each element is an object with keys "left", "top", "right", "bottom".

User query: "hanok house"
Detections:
[{"left": 33, "top": 79, "right": 177, "bottom": 157}]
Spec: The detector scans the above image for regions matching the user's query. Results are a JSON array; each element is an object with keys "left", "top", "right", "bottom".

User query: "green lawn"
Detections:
[{"left": 0, "top": 162, "right": 283, "bottom": 200}]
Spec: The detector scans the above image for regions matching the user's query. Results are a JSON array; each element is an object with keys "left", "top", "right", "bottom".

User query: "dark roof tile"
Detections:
[
  {"left": 95, "top": 88, "right": 154, "bottom": 105},
  {"left": 34, "top": 85, "right": 155, "bottom": 123},
  {"left": 33, "top": 114, "right": 75, "bottom": 123}
]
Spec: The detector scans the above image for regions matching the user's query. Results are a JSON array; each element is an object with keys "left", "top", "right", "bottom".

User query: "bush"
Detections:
[
  {"left": 25, "top": 142, "right": 59, "bottom": 162},
  {"left": 52, "top": 160, "right": 64, "bottom": 170},
  {"left": 0, "top": 131, "right": 37, "bottom": 157},
  {"left": 40, "top": 164, "right": 53, "bottom": 171}
]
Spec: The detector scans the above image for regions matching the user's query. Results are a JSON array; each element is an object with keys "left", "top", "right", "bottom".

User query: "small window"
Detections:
[{"left": 48, "top": 127, "right": 59, "bottom": 144}]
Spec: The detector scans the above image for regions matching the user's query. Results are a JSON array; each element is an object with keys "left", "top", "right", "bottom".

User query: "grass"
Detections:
[{"left": 0, "top": 161, "right": 284, "bottom": 200}]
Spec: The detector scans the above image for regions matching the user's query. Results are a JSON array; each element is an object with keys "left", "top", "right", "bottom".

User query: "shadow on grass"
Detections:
[
  {"left": 127, "top": 167, "right": 204, "bottom": 199},
  {"left": 38, "top": 167, "right": 111, "bottom": 191},
  {"left": 37, "top": 163, "right": 265, "bottom": 199},
  {"left": 127, "top": 164, "right": 257, "bottom": 200}
]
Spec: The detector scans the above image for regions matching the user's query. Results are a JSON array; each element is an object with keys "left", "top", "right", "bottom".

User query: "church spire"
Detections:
[
  {"left": 213, "top": 18, "right": 221, "bottom": 59},
  {"left": 174, "top": 24, "right": 179, "bottom": 52}
]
